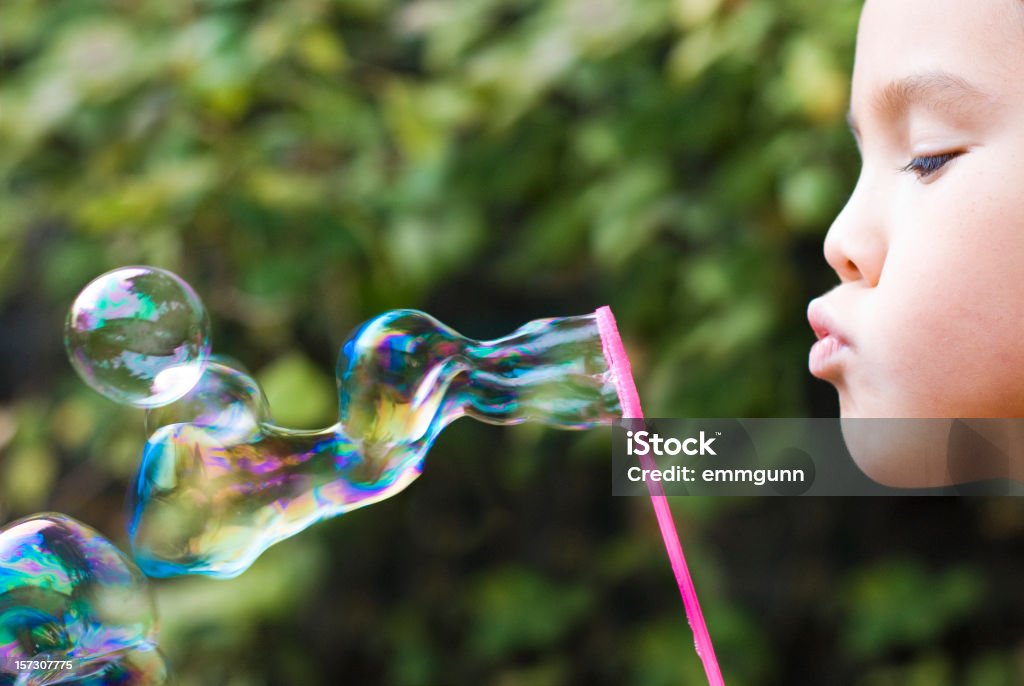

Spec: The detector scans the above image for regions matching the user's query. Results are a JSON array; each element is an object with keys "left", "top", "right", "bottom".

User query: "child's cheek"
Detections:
[{"left": 870, "top": 190, "right": 1024, "bottom": 416}]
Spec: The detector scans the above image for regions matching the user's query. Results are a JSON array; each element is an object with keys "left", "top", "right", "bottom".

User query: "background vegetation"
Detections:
[{"left": 1, "top": 0, "right": 1022, "bottom": 684}]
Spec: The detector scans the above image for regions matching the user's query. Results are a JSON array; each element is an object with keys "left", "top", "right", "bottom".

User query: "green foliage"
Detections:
[
  {"left": 0, "top": 0, "right": 865, "bottom": 416},
  {"left": 468, "top": 567, "right": 591, "bottom": 660},
  {"left": 842, "top": 560, "right": 984, "bottom": 661}
]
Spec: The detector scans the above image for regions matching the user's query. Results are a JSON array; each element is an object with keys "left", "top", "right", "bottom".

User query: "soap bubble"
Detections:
[
  {"left": 0, "top": 513, "right": 166, "bottom": 685},
  {"left": 65, "top": 266, "right": 211, "bottom": 408},
  {"left": 144, "top": 358, "right": 269, "bottom": 442},
  {"left": 128, "top": 309, "right": 621, "bottom": 578}
]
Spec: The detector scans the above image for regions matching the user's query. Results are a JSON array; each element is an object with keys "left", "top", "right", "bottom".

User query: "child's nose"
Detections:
[{"left": 822, "top": 180, "right": 887, "bottom": 286}]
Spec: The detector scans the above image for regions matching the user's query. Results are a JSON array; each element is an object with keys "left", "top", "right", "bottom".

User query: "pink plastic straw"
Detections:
[{"left": 595, "top": 306, "right": 725, "bottom": 686}]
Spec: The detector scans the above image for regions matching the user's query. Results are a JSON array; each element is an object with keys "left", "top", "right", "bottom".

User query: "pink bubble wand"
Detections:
[{"left": 595, "top": 306, "right": 725, "bottom": 686}]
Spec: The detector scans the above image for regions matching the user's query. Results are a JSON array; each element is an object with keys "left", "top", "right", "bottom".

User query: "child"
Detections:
[{"left": 806, "top": 0, "right": 1024, "bottom": 485}]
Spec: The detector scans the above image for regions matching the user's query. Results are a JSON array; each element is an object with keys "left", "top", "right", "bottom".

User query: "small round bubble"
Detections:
[
  {"left": 145, "top": 359, "right": 269, "bottom": 441},
  {"left": 65, "top": 266, "right": 211, "bottom": 408}
]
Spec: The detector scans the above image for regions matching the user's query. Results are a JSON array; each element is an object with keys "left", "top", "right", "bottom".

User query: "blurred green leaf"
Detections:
[
  {"left": 257, "top": 351, "right": 336, "bottom": 429},
  {"left": 843, "top": 560, "right": 985, "bottom": 661},
  {"left": 468, "top": 567, "right": 591, "bottom": 660}
]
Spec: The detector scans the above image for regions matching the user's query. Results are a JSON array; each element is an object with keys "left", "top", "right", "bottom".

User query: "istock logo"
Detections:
[{"left": 626, "top": 430, "right": 718, "bottom": 456}]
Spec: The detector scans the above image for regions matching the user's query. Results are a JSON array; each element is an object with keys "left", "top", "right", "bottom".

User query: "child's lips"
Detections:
[
  {"left": 809, "top": 335, "right": 849, "bottom": 378},
  {"left": 807, "top": 299, "right": 852, "bottom": 380}
]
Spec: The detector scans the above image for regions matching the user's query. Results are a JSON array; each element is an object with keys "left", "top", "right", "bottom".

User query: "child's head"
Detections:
[{"left": 808, "top": 0, "right": 1024, "bottom": 419}]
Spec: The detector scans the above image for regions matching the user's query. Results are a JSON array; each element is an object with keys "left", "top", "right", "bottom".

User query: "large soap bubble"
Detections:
[
  {"left": 0, "top": 513, "right": 166, "bottom": 685},
  {"left": 65, "top": 267, "right": 210, "bottom": 408},
  {"left": 129, "top": 310, "right": 621, "bottom": 578}
]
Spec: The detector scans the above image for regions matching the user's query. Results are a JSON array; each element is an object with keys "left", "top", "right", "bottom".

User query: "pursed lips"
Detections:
[{"left": 807, "top": 298, "right": 852, "bottom": 379}]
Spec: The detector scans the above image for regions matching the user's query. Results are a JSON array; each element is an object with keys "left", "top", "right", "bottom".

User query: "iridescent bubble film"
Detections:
[
  {"left": 129, "top": 309, "right": 622, "bottom": 578},
  {"left": 65, "top": 267, "right": 211, "bottom": 408},
  {"left": 0, "top": 514, "right": 166, "bottom": 685},
  {"left": 144, "top": 356, "right": 267, "bottom": 444}
]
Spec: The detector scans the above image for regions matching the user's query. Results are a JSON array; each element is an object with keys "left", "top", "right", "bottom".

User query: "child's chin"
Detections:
[
  {"left": 836, "top": 388, "right": 912, "bottom": 420},
  {"left": 836, "top": 395, "right": 950, "bottom": 488},
  {"left": 836, "top": 390, "right": 867, "bottom": 420},
  {"left": 839, "top": 418, "right": 956, "bottom": 489}
]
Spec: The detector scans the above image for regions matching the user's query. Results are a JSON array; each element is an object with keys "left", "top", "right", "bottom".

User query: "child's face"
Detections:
[{"left": 809, "top": 0, "right": 1024, "bottom": 418}]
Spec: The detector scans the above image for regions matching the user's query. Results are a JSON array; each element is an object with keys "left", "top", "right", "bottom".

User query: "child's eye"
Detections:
[{"left": 899, "top": 152, "right": 963, "bottom": 179}]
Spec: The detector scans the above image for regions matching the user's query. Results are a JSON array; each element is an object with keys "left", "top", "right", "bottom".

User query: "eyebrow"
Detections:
[{"left": 846, "top": 71, "right": 996, "bottom": 140}]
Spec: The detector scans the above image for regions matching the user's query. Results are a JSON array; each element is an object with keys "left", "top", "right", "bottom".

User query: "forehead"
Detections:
[{"left": 852, "top": 0, "right": 1024, "bottom": 105}]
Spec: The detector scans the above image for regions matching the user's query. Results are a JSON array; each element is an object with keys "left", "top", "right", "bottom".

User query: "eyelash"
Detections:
[{"left": 899, "top": 152, "right": 963, "bottom": 179}]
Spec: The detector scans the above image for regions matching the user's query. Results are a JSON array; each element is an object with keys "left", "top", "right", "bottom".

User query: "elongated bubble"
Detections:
[
  {"left": 0, "top": 514, "right": 166, "bottom": 685},
  {"left": 129, "top": 309, "right": 621, "bottom": 578}
]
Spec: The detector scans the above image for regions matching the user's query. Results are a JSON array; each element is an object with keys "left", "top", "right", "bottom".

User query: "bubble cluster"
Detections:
[
  {"left": 0, "top": 514, "right": 166, "bottom": 685},
  {"left": 63, "top": 268, "right": 622, "bottom": 578},
  {"left": 65, "top": 267, "right": 210, "bottom": 408}
]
